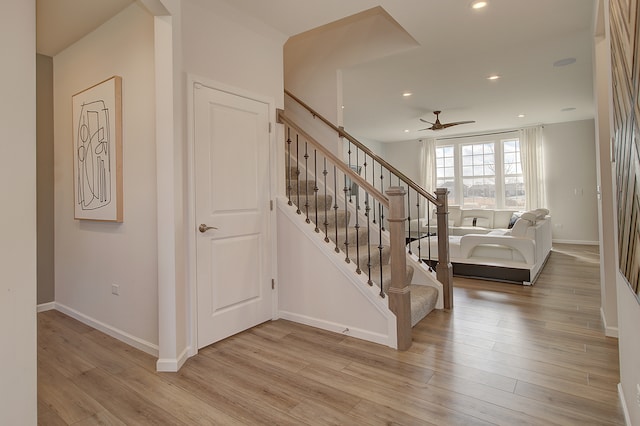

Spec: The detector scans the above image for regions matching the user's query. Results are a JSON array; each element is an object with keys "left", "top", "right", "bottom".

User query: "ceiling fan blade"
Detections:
[
  {"left": 418, "top": 127, "right": 432, "bottom": 131},
  {"left": 419, "top": 118, "right": 435, "bottom": 124},
  {"left": 441, "top": 120, "right": 476, "bottom": 128}
]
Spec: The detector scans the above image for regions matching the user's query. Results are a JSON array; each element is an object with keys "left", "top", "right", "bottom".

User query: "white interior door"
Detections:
[{"left": 194, "top": 84, "right": 272, "bottom": 349}]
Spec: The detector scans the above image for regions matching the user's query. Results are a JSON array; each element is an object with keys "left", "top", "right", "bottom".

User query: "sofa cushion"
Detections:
[
  {"left": 510, "top": 218, "right": 531, "bottom": 237},
  {"left": 461, "top": 217, "right": 491, "bottom": 228},
  {"left": 448, "top": 205, "right": 462, "bottom": 226},
  {"left": 494, "top": 210, "right": 516, "bottom": 228},
  {"left": 460, "top": 209, "right": 494, "bottom": 228},
  {"left": 534, "top": 208, "right": 549, "bottom": 219},
  {"left": 521, "top": 211, "right": 538, "bottom": 223}
]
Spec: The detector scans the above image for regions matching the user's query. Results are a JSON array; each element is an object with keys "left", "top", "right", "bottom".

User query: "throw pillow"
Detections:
[{"left": 508, "top": 213, "right": 521, "bottom": 229}]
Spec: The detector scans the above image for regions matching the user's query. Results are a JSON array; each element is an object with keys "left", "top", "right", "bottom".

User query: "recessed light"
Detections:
[
  {"left": 553, "top": 58, "right": 576, "bottom": 67},
  {"left": 402, "top": 92, "right": 412, "bottom": 97},
  {"left": 341, "top": 105, "right": 345, "bottom": 109},
  {"left": 487, "top": 74, "right": 500, "bottom": 80},
  {"left": 472, "top": 1, "right": 487, "bottom": 9},
  {"left": 517, "top": 114, "right": 525, "bottom": 118},
  {"left": 561, "top": 107, "right": 576, "bottom": 112},
  {"left": 404, "top": 129, "right": 410, "bottom": 133}
]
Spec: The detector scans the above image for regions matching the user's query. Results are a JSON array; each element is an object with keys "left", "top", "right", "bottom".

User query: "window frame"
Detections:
[{"left": 435, "top": 132, "right": 523, "bottom": 209}]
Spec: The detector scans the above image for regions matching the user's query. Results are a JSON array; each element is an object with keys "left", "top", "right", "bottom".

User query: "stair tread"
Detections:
[
  {"left": 409, "top": 285, "right": 438, "bottom": 326},
  {"left": 368, "top": 264, "right": 414, "bottom": 290}
]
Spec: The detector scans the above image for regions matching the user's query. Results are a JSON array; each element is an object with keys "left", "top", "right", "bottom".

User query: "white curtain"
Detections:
[
  {"left": 519, "top": 126, "right": 546, "bottom": 210},
  {"left": 419, "top": 138, "right": 436, "bottom": 217}
]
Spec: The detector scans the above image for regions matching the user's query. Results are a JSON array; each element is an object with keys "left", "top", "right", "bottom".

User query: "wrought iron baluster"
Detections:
[
  {"left": 304, "top": 142, "right": 310, "bottom": 223},
  {"left": 416, "top": 195, "right": 422, "bottom": 263},
  {"left": 365, "top": 193, "right": 373, "bottom": 285},
  {"left": 407, "top": 189, "right": 412, "bottom": 255},
  {"left": 354, "top": 180, "right": 361, "bottom": 274},
  {"left": 378, "top": 202, "right": 385, "bottom": 298},
  {"left": 313, "top": 149, "right": 319, "bottom": 232},
  {"left": 372, "top": 161, "right": 377, "bottom": 225},
  {"left": 333, "top": 165, "right": 339, "bottom": 253},
  {"left": 427, "top": 199, "right": 433, "bottom": 271},
  {"left": 343, "top": 172, "right": 350, "bottom": 264},
  {"left": 286, "top": 127, "right": 292, "bottom": 206},
  {"left": 295, "top": 135, "right": 301, "bottom": 215},
  {"left": 323, "top": 158, "right": 330, "bottom": 243},
  {"left": 347, "top": 140, "right": 353, "bottom": 203},
  {"left": 379, "top": 170, "right": 385, "bottom": 231}
]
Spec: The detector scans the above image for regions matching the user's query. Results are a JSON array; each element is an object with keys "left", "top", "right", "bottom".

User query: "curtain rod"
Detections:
[
  {"left": 434, "top": 125, "right": 544, "bottom": 141},
  {"left": 435, "top": 129, "right": 518, "bottom": 140}
]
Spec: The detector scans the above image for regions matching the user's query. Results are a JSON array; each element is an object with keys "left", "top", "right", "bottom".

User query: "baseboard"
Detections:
[
  {"left": 278, "top": 310, "right": 394, "bottom": 348},
  {"left": 156, "top": 346, "right": 190, "bottom": 372},
  {"left": 619, "top": 383, "right": 632, "bottom": 426},
  {"left": 552, "top": 239, "right": 599, "bottom": 245},
  {"left": 36, "top": 302, "right": 56, "bottom": 312},
  {"left": 54, "top": 303, "right": 159, "bottom": 357},
  {"left": 601, "top": 307, "right": 619, "bottom": 338}
]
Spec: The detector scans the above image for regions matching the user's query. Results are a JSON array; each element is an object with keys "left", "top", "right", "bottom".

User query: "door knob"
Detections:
[{"left": 199, "top": 224, "right": 218, "bottom": 233}]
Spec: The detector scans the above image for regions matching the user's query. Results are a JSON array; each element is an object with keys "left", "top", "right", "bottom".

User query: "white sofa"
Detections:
[
  {"left": 407, "top": 206, "right": 517, "bottom": 238},
  {"left": 408, "top": 208, "right": 552, "bottom": 285}
]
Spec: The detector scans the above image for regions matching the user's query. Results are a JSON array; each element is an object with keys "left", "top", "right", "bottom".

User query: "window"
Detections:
[
  {"left": 462, "top": 142, "right": 496, "bottom": 208},
  {"left": 503, "top": 139, "right": 525, "bottom": 209},
  {"left": 434, "top": 134, "right": 524, "bottom": 209},
  {"left": 435, "top": 145, "right": 456, "bottom": 204}
]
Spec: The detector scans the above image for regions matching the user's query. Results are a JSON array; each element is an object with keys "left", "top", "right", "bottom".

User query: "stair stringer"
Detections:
[{"left": 277, "top": 198, "right": 398, "bottom": 348}]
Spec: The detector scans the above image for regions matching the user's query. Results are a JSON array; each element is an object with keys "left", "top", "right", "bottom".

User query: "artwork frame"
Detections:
[{"left": 72, "top": 76, "right": 123, "bottom": 222}]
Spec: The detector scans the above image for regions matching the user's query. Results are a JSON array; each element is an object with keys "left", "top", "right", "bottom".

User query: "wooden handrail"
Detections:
[
  {"left": 285, "top": 90, "right": 441, "bottom": 207},
  {"left": 278, "top": 109, "right": 389, "bottom": 208}
]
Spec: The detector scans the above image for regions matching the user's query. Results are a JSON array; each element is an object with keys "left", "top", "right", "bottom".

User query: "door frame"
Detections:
[{"left": 186, "top": 74, "right": 278, "bottom": 357}]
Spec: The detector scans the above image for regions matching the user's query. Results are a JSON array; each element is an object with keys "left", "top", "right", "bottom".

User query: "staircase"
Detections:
[
  {"left": 278, "top": 91, "right": 453, "bottom": 350},
  {"left": 286, "top": 165, "right": 439, "bottom": 328}
]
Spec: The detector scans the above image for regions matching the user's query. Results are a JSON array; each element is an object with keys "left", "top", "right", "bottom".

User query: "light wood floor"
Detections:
[{"left": 38, "top": 244, "right": 625, "bottom": 425}]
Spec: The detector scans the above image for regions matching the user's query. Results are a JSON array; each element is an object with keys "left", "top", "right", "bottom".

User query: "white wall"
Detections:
[
  {"left": 0, "top": 0, "right": 37, "bottom": 423},
  {"left": 381, "top": 139, "right": 422, "bottom": 186},
  {"left": 53, "top": 4, "right": 159, "bottom": 351},
  {"left": 543, "top": 120, "right": 599, "bottom": 243},
  {"left": 168, "top": 0, "right": 286, "bottom": 363},
  {"left": 277, "top": 201, "right": 396, "bottom": 346},
  {"left": 284, "top": 7, "right": 418, "bottom": 157},
  {"left": 593, "top": 2, "right": 617, "bottom": 335},
  {"left": 182, "top": 0, "right": 286, "bottom": 103}
]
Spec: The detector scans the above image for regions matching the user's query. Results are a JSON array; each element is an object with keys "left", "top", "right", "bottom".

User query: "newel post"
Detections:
[
  {"left": 435, "top": 188, "right": 454, "bottom": 309},
  {"left": 385, "top": 186, "right": 412, "bottom": 350}
]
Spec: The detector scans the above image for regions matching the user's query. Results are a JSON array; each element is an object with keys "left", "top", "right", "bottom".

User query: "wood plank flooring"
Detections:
[{"left": 38, "top": 244, "right": 625, "bottom": 425}]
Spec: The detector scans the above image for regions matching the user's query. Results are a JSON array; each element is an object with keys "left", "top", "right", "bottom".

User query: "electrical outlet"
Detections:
[{"left": 111, "top": 284, "right": 119, "bottom": 295}]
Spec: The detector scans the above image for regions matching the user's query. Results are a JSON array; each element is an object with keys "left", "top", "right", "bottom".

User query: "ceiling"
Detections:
[
  {"left": 36, "top": 0, "right": 134, "bottom": 57},
  {"left": 37, "top": 0, "right": 595, "bottom": 143}
]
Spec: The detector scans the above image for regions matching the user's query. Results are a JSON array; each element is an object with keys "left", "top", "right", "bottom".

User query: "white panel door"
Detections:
[{"left": 194, "top": 84, "right": 272, "bottom": 349}]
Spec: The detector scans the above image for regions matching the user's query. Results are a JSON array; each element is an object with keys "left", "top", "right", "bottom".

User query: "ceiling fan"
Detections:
[{"left": 419, "top": 110, "right": 475, "bottom": 131}]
